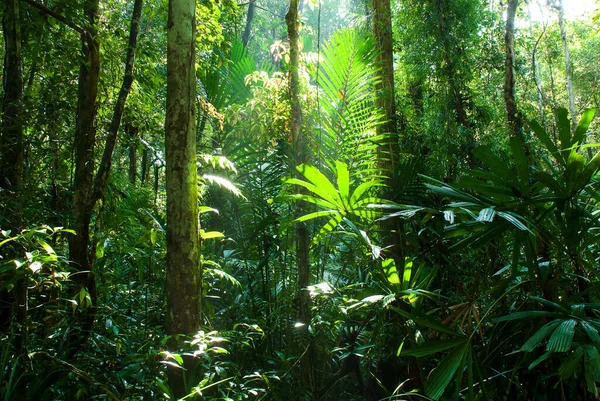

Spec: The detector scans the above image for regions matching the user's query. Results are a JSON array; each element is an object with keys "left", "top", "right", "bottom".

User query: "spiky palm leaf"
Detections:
[
  {"left": 281, "top": 161, "right": 386, "bottom": 247},
  {"left": 313, "top": 28, "right": 385, "bottom": 172}
]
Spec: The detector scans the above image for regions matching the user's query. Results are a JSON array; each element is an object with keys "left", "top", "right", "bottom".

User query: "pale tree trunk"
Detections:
[
  {"left": 1, "top": 0, "right": 26, "bottom": 397},
  {"left": 527, "top": 0, "right": 545, "bottom": 124},
  {"left": 165, "top": 0, "right": 201, "bottom": 397},
  {"left": 286, "top": 0, "right": 314, "bottom": 393},
  {"left": 556, "top": 0, "right": 576, "bottom": 123}
]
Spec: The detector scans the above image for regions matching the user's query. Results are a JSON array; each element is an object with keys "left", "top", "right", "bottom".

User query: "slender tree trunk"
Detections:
[
  {"left": 68, "top": 0, "right": 143, "bottom": 354},
  {"left": 286, "top": 0, "right": 313, "bottom": 393},
  {"left": 92, "top": 0, "right": 144, "bottom": 198},
  {"left": 242, "top": 0, "right": 256, "bottom": 47},
  {"left": 69, "top": 0, "right": 100, "bottom": 353},
  {"left": 141, "top": 146, "right": 149, "bottom": 184},
  {"left": 504, "top": 0, "right": 529, "bottom": 151},
  {"left": 165, "top": 0, "right": 201, "bottom": 397},
  {"left": 1, "top": 0, "right": 26, "bottom": 397},
  {"left": 556, "top": 0, "right": 576, "bottom": 123},
  {"left": 126, "top": 123, "right": 139, "bottom": 185},
  {"left": 527, "top": 0, "right": 545, "bottom": 124}
]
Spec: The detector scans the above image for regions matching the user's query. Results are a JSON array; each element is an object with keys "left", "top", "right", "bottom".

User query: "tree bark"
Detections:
[
  {"left": 556, "top": 0, "right": 576, "bottom": 123},
  {"left": 286, "top": 0, "right": 313, "bottom": 392},
  {"left": 92, "top": 0, "right": 144, "bottom": 198},
  {"left": 165, "top": 0, "right": 201, "bottom": 397},
  {"left": 68, "top": 0, "right": 100, "bottom": 354},
  {"left": 372, "top": 0, "right": 397, "bottom": 167},
  {"left": 527, "top": 0, "right": 545, "bottom": 124},
  {"left": 504, "top": 0, "right": 529, "bottom": 150},
  {"left": 68, "top": 0, "right": 143, "bottom": 355},
  {"left": 1, "top": 0, "right": 26, "bottom": 397},
  {"left": 242, "top": 0, "right": 256, "bottom": 47}
]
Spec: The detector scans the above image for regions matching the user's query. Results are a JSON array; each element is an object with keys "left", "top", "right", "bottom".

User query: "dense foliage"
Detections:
[{"left": 1, "top": 0, "right": 600, "bottom": 400}]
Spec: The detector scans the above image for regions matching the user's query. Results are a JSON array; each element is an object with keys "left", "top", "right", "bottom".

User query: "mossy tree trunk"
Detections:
[
  {"left": 286, "top": 0, "right": 314, "bottom": 393},
  {"left": 165, "top": 0, "right": 201, "bottom": 397}
]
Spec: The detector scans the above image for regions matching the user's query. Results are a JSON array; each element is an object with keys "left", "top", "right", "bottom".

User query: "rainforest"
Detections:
[{"left": 2, "top": 0, "right": 600, "bottom": 399}]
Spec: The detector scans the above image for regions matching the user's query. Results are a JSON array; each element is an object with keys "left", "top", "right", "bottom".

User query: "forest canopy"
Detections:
[{"left": 1, "top": 0, "right": 600, "bottom": 400}]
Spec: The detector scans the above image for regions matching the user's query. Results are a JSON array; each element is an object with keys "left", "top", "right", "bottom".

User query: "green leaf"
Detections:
[
  {"left": 528, "top": 351, "right": 553, "bottom": 370},
  {"left": 401, "top": 338, "right": 467, "bottom": 358},
  {"left": 529, "top": 119, "right": 559, "bottom": 160},
  {"left": 584, "top": 345, "right": 600, "bottom": 392},
  {"left": 296, "top": 164, "right": 340, "bottom": 203},
  {"left": 581, "top": 321, "right": 600, "bottom": 346},
  {"left": 495, "top": 311, "right": 563, "bottom": 322},
  {"left": 558, "top": 345, "right": 584, "bottom": 380},
  {"left": 382, "top": 258, "right": 401, "bottom": 290},
  {"left": 335, "top": 161, "right": 351, "bottom": 209},
  {"left": 294, "top": 210, "right": 339, "bottom": 223},
  {"left": 472, "top": 146, "right": 514, "bottom": 184},
  {"left": 521, "top": 320, "right": 561, "bottom": 352},
  {"left": 509, "top": 137, "right": 530, "bottom": 195},
  {"left": 572, "top": 108, "right": 596, "bottom": 146},
  {"left": 424, "top": 341, "right": 470, "bottom": 400},
  {"left": 557, "top": 108, "right": 572, "bottom": 151},
  {"left": 391, "top": 307, "right": 462, "bottom": 336},
  {"left": 200, "top": 231, "right": 224, "bottom": 240},
  {"left": 547, "top": 319, "right": 576, "bottom": 352}
]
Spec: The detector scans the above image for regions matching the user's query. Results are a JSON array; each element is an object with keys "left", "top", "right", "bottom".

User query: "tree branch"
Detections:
[{"left": 19, "top": 0, "right": 85, "bottom": 35}]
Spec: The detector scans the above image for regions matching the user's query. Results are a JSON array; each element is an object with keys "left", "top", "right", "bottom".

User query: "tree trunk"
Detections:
[
  {"left": 556, "top": 0, "right": 576, "bottom": 123},
  {"left": 1, "top": 0, "right": 26, "bottom": 397},
  {"left": 504, "top": 0, "right": 528, "bottom": 150},
  {"left": 165, "top": 0, "right": 201, "bottom": 397},
  {"left": 286, "top": 0, "right": 313, "bottom": 393},
  {"left": 92, "top": 0, "right": 144, "bottom": 197},
  {"left": 527, "top": 0, "right": 545, "bottom": 124},
  {"left": 372, "top": 0, "right": 397, "bottom": 151},
  {"left": 242, "top": 0, "right": 256, "bottom": 47},
  {"left": 69, "top": 0, "right": 100, "bottom": 354},
  {"left": 68, "top": 0, "right": 143, "bottom": 355},
  {"left": 126, "top": 123, "right": 139, "bottom": 185}
]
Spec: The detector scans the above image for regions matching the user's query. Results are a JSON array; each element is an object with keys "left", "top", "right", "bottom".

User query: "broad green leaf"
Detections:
[
  {"left": 572, "top": 108, "right": 596, "bottom": 146},
  {"left": 557, "top": 108, "right": 572, "bottom": 151},
  {"left": 297, "top": 164, "right": 340, "bottom": 203},
  {"left": 509, "top": 136, "right": 529, "bottom": 195},
  {"left": 472, "top": 146, "right": 514, "bottom": 184},
  {"left": 294, "top": 210, "right": 339, "bottom": 223},
  {"left": 558, "top": 345, "right": 584, "bottom": 380},
  {"left": 529, "top": 119, "right": 559, "bottom": 160},
  {"left": 547, "top": 319, "right": 576, "bottom": 352},
  {"left": 382, "top": 258, "right": 400, "bottom": 291},
  {"left": 584, "top": 345, "right": 600, "bottom": 392},
  {"left": 581, "top": 321, "right": 600, "bottom": 346},
  {"left": 528, "top": 351, "right": 553, "bottom": 370},
  {"left": 283, "top": 178, "right": 339, "bottom": 206},
  {"left": 424, "top": 341, "right": 470, "bottom": 400},
  {"left": 311, "top": 214, "right": 344, "bottom": 247},
  {"left": 335, "top": 161, "right": 351, "bottom": 209},
  {"left": 402, "top": 258, "right": 413, "bottom": 291},
  {"left": 349, "top": 180, "right": 384, "bottom": 205},
  {"left": 521, "top": 320, "right": 561, "bottom": 352},
  {"left": 200, "top": 231, "right": 224, "bottom": 240},
  {"left": 401, "top": 338, "right": 467, "bottom": 358},
  {"left": 495, "top": 311, "right": 563, "bottom": 322},
  {"left": 391, "top": 307, "right": 462, "bottom": 336}
]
